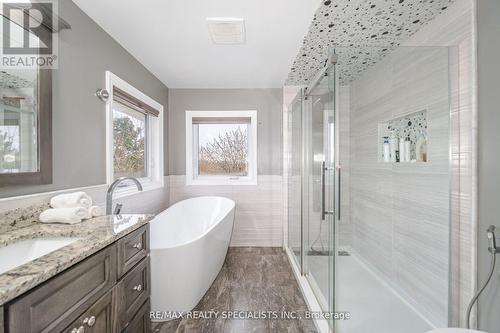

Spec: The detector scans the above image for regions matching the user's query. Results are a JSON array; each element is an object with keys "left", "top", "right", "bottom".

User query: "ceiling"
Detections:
[
  {"left": 286, "top": 0, "right": 456, "bottom": 86},
  {"left": 73, "top": 0, "right": 321, "bottom": 89}
]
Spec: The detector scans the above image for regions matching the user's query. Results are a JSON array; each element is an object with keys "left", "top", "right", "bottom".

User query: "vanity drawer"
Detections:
[
  {"left": 63, "top": 290, "right": 114, "bottom": 333},
  {"left": 117, "top": 225, "right": 149, "bottom": 278},
  {"left": 116, "top": 257, "right": 150, "bottom": 331},
  {"left": 122, "top": 299, "right": 151, "bottom": 333},
  {"left": 7, "top": 245, "right": 117, "bottom": 333}
]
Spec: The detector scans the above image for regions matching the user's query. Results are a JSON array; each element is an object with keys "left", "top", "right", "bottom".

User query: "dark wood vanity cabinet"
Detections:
[{"left": 4, "top": 225, "right": 151, "bottom": 333}]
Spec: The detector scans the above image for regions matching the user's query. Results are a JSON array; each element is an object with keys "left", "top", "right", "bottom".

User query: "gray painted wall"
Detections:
[
  {"left": 477, "top": 1, "right": 500, "bottom": 331},
  {"left": 168, "top": 89, "right": 283, "bottom": 175},
  {"left": 0, "top": 0, "right": 169, "bottom": 198}
]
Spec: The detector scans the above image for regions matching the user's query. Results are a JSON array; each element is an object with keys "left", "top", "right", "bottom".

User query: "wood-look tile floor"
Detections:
[{"left": 151, "top": 247, "right": 317, "bottom": 333}]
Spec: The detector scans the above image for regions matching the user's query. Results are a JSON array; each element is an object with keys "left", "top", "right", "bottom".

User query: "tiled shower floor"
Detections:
[{"left": 152, "top": 247, "right": 317, "bottom": 333}]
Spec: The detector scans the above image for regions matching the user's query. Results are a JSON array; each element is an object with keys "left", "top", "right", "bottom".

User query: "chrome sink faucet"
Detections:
[{"left": 106, "top": 177, "right": 143, "bottom": 215}]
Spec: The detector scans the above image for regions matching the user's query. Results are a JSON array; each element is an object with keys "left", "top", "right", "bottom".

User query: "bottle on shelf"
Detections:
[
  {"left": 416, "top": 133, "right": 428, "bottom": 162},
  {"left": 389, "top": 134, "right": 397, "bottom": 163},
  {"left": 404, "top": 136, "right": 411, "bottom": 162},
  {"left": 399, "top": 137, "right": 405, "bottom": 163},
  {"left": 383, "top": 136, "right": 390, "bottom": 162}
]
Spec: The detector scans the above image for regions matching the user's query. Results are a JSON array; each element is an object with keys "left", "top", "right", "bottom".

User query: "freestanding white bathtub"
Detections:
[{"left": 150, "top": 196, "right": 235, "bottom": 318}]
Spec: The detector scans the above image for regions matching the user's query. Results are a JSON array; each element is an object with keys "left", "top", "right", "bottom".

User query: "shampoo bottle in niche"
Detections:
[
  {"left": 416, "top": 133, "right": 427, "bottom": 162},
  {"left": 404, "top": 136, "right": 411, "bottom": 162},
  {"left": 383, "top": 136, "right": 390, "bottom": 162},
  {"left": 399, "top": 137, "right": 405, "bottom": 162},
  {"left": 389, "top": 134, "right": 397, "bottom": 162}
]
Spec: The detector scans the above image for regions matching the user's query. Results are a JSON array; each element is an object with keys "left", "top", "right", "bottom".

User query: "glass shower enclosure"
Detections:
[{"left": 286, "top": 45, "right": 452, "bottom": 333}]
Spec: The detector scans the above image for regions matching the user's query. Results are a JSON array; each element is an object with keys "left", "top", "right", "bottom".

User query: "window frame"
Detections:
[
  {"left": 105, "top": 71, "right": 164, "bottom": 197},
  {"left": 185, "top": 110, "right": 258, "bottom": 186}
]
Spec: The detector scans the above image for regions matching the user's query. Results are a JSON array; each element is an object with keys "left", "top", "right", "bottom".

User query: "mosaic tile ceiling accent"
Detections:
[{"left": 286, "top": 0, "right": 455, "bottom": 86}]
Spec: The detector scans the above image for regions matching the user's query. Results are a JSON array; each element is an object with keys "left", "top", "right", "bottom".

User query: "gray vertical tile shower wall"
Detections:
[
  {"left": 338, "top": 86, "right": 352, "bottom": 248},
  {"left": 401, "top": 0, "right": 476, "bottom": 326},
  {"left": 477, "top": 1, "right": 500, "bottom": 332},
  {"left": 344, "top": 0, "right": 475, "bottom": 327},
  {"left": 349, "top": 45, "right": 451, "bottom": 328}
]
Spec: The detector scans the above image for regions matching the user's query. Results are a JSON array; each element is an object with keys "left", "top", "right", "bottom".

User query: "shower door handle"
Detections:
[
  {"left": 321, "top": 161, "right": 335, "bottom": 220},
  {"left": 337, "top": 166, "right": 341, "bottom": 221},
  {"left": 321, "top": 161, "right": 326, "bottom": 221}
]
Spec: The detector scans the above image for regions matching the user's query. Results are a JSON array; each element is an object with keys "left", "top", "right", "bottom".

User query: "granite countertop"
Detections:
[{"left": 0, "top": 214, "right": 154, "bottom": 306}]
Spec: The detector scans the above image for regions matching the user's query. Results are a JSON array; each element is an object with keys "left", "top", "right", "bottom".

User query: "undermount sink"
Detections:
[{"left": 0, "top": 237, "right": 81, "bottom": 275}]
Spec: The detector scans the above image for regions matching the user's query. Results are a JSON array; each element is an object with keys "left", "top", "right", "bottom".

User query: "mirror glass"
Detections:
[{"left": 0, "top": 69, "right": 38, "bottom": 174}]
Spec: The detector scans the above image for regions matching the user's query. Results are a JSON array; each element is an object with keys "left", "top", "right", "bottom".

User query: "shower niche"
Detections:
[{"left": 378, "top": 110, "right": 428, "bottom": 163}]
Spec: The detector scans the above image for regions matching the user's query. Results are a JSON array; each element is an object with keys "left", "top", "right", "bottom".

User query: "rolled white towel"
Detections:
[
  {"left": 39, "top": 207, "right": 88, "bottom": 224},
  {"left": 50, "top": 191, "right": 92, "bottom": 209},
  {"left": 86, "top": 206, "right": 103, "bottom": 219}
]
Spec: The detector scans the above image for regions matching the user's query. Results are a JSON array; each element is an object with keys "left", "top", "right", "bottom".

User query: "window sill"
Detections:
[
  {"left": 186, "top": 177, "right": 257, "bottom": 186},
  {"left": 111, "top": 180, "right": 164, "bottom": 199}
]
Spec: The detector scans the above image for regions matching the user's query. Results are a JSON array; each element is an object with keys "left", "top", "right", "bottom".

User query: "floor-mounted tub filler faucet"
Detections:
[
  {"left": 106, "top": 177, "right": 143, "bottom": 215},
  {"left": 466, "top": 225, "right": 499, "bottom": 329}
]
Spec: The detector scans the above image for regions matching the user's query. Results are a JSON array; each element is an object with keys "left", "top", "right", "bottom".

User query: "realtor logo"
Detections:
[
  {"left": 1, "top": 0, "right": 59, "bottom": 68},
  {"left": 3, "top": 2, "right": 53, "bottom": 54}
]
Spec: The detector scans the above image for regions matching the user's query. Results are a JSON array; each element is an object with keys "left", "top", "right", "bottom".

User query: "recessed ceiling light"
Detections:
[{"left": 206, "top": 17, "right": 245, "bottom": 44}]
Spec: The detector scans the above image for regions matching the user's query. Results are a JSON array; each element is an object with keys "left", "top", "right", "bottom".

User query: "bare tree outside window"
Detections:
[
  {"left": 113, "top": 106, "right": 146, "bottom": 179},
  {"left": 198, "top": 124, "right": 248, "bottom": 176}
]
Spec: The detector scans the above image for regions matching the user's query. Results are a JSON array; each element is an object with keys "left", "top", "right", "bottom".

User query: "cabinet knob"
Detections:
[
  {"left": 133, "top": 284, "right": 143, "bottom": 292},
  {"left": 71, "top": 327, "right": 85, "bottom": 333},
  {"left": 132, "top": 242, "right": 142, "bottom": 250},
  {"left": 84, "top": 315, "right": 96, "bottom": 327}
]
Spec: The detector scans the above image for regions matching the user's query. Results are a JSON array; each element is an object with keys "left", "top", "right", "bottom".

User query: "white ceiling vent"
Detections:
[{"left": 206, "top": 17, "right": 245, "bottom": 44}]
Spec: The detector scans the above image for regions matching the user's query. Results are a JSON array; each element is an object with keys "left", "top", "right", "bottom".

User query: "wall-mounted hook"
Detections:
[{"left": 96, "top": 88, "right": 109, "bottom": 102}]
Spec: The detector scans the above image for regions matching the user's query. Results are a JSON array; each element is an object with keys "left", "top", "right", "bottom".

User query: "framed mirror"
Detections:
[{"left": 0, "top": 69, "right": 52, "bottom": 185}]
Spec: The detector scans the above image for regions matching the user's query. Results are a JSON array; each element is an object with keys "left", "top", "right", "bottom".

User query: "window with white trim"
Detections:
[
  {"left": 106, "top": 71, "right": 164, "bottom": 195},
  {"left": 186, "top": 110, "right": 257, "bottom": 185}
]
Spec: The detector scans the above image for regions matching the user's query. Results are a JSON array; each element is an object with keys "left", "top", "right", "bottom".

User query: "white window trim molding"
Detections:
[
  {"left": 185, "top": 110, "right": 258, "bottom": 186},
  {"left": 105, "top": 71, "right": 164, "bottom": 198}
]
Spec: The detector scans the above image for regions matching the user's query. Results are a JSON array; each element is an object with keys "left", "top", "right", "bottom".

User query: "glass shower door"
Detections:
[
  {"left": 303, "top": 67, "right": 336, "bottom": 316},
  {"left": 286, "top": 57, "right": 337, "bottom": 330}
]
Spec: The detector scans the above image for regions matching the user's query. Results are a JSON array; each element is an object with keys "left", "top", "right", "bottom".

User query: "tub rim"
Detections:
[{"left": 150, "top": 195, "right": 235, "bottom": 250}]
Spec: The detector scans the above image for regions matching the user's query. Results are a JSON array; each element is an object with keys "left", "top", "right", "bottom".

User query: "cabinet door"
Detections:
[
  {"left": 63, "top": 290, "right": 115, "bottom": 333},
  {"left": 116, "top": 257, "right": 150, "bottom": 331},
  {"left": 122, "top": 300, "right": 150, "bottom": 333},
  {"left": 7, "top": 245, "right": 117, "bottom": 333}
]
